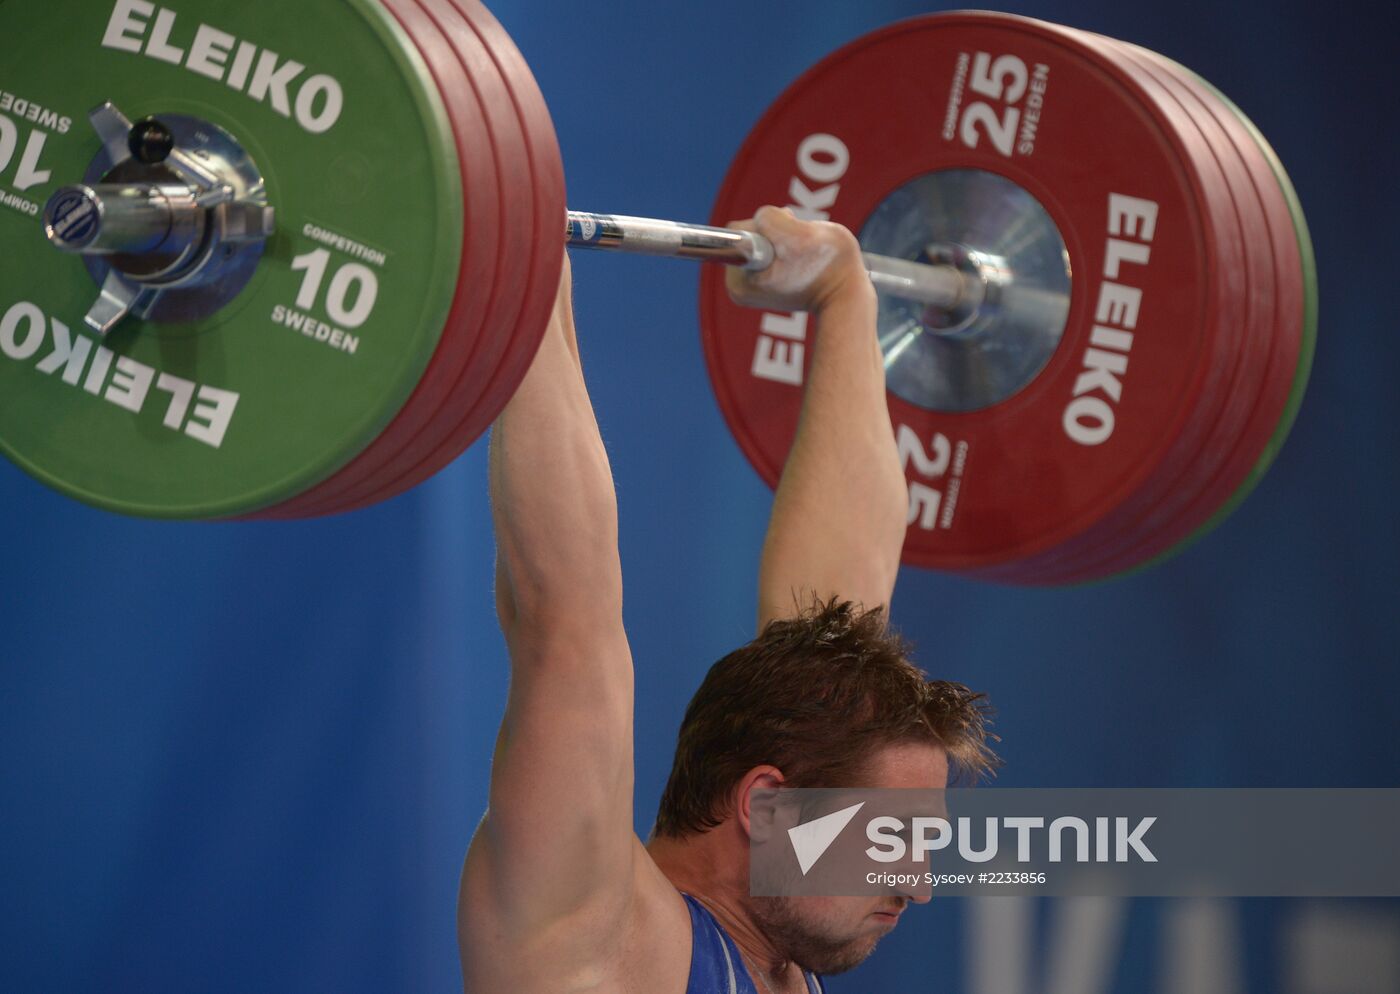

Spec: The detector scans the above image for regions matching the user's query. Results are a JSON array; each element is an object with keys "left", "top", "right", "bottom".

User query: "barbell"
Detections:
[{"left": 0, "top": 0, "right": 1315, "bottom": 585}]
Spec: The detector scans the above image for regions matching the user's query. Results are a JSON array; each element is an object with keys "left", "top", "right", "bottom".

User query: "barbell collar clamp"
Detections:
[
  {"left": 85, "top": 270, "right": 160, "bottom": 335},
  {"left": 41, "top": 101, "right": 277, "bottom": 335},
  {"left": 127, "top": 116, "right": 175, "bottom": 166},
  {"left": 89, "top": 102, "right": 136, "bottom": 172}
]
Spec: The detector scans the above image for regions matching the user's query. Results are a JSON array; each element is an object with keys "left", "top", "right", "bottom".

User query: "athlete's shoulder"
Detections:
[{"left": 460, "top": 836, "right": 691, "bottom": 994}]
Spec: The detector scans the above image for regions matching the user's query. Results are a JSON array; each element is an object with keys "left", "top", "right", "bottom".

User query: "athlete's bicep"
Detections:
[{"left": 462, "top": 624, "right": 636, "bottom": 938}]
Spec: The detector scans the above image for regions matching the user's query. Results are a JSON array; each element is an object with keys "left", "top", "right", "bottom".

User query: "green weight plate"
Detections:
[
  {"left": 0, "top": 0, "right": 462, "bottom": 517},
  {"left": 256, "top": 0, "right": 512, "bottom": 518}
]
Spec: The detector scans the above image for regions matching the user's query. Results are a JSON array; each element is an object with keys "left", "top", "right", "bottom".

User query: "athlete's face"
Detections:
[{"left": 751, "top": 740, "right": 948, "bottom": 974}]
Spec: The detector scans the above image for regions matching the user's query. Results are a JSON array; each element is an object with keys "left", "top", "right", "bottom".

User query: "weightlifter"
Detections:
[{"left": 458, "top": 207, "right": 997, "bottom": 993}]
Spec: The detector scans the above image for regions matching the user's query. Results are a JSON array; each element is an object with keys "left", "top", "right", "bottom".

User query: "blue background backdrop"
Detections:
[{"left": 2, "top": 0, "right": 1396, "bottom": 992}]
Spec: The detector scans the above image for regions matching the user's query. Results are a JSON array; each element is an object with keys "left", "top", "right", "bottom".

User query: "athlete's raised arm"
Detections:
[
  {"left": 728, "top": 208, "right": 909, "bottom": 628},
  {"left": 458, "top": 254, "right": 637, "bottom": 990}
]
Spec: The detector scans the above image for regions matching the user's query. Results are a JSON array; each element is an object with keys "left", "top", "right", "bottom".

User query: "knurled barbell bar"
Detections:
[{"left": 0, "top": 0, "right": 1315, "bottom": 584}]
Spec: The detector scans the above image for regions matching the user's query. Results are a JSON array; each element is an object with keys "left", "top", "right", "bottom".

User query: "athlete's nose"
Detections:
[{"left": 899, "top": 879, "right": 932, "bottom": 905}]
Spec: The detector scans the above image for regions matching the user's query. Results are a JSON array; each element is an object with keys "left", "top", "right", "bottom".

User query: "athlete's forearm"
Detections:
[
  {"left": 756, "top": 280, "right": 907, "bottom": 626},
  {"left": 489, "top": 262, "right": 623, "bottom": 637}
]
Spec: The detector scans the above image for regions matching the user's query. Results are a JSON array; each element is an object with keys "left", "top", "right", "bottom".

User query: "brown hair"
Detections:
[{"left": 652, "top": 598, "right": 998, "bottom": 838}]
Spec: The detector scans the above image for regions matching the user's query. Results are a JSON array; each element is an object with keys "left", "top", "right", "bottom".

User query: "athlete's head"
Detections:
[
  {"left": 654, "top": 598, "right": 996, "bottom": 837},
  {"left": 749, "top": 740, "right": 943, "bottom": 972},
  {"left": 652, "top": 599, "right": 997, "bottom": 971}
]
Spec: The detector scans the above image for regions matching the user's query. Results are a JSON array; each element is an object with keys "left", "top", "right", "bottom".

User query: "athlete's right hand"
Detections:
[{"left": 724, "top": 205, "right": 873, "bottom": 313}]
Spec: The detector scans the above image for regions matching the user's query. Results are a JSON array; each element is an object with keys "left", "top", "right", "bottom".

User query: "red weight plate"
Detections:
[
  {"left": 425, "top": 0, "right": 565, "bottom": 462},
  {"left": 1045, "top": 40, "right": 1306, "bottom": 582},
  {"left": 250, "top": 0, "right": 500, "bottom": 518},
  {"left": 984, "top": 30, "right": 1275, "bottom": 584},
  {"left": 978, "top": 27, "right": 1260, "bottom": 584},
  {"left": 701, "top": 12, "right": 1220, "bottom": 574},
  {"left": 392, "top": 0, "right": 562, "bottom": 492},
  {"left": 1132, "top": 46, "right": 1314, "bottom": 566},
  {"left": 1023, "top": 38, "right": 1304, "bottom": 584},
  {"left": 262, "top": 0, "right": 524, "bottom": 517},
  {"left": 1030, "top": 36, "right": 1288, "bottom": 583},
  {"left": 331, "top": 0, "right": 565, "bottom": 514},
  {"left": 355, "top": 0, "right": 543, "bottom": 510}
]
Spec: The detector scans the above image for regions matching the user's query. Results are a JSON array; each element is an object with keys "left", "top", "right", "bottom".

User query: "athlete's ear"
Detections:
[{"left": 737, "top": 765, "right": 787, "bottom": 843}]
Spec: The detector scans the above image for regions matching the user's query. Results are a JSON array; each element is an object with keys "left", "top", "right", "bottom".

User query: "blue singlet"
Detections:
[{"left": 682, "top": 893, "right": 825, "bottom": 994}]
